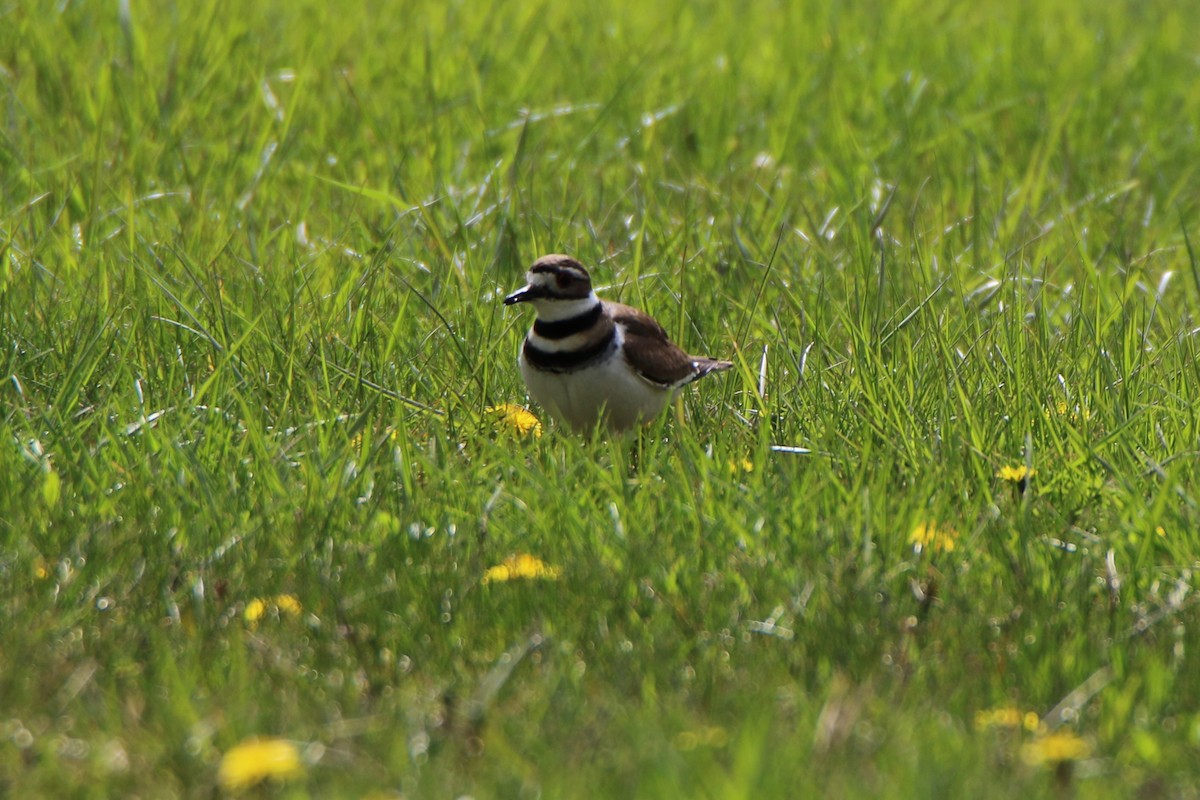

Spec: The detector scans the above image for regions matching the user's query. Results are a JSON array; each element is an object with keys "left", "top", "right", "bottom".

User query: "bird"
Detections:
[{"left": 504, "top": 254, "right": 733, "bottom": 434}]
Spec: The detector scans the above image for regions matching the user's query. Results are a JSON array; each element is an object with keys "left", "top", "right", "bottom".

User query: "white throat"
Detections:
[{"left": 530, "top": 293, "right": 600, "bottom": 322}]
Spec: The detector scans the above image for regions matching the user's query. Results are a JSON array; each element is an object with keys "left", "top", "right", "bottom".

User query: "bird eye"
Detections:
[{"left": 555, "top": 272, "right": 571, "bottom": 288}]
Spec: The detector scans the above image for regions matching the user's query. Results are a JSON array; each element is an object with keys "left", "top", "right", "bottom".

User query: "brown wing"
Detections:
[{"left": 607, "top": 302, "right": 703, "bottom": 387}]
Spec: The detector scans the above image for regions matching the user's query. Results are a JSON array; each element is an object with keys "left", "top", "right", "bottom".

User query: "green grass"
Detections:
[{"left": 3, "top": 0, "right": 1200, "bottom": 796}]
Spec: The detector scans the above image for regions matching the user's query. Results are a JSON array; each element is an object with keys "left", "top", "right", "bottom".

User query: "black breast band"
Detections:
[
  {"left": 532, "top": 303, "right": 603, "bottom": 340},
  {"left": 524, "top": 328, "right": 616, "bottom": 372}
]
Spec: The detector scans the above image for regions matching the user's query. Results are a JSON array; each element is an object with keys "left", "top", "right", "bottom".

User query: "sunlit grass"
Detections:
[{"left": 2, "top": 0, "right": 1199, "bottom": 796}]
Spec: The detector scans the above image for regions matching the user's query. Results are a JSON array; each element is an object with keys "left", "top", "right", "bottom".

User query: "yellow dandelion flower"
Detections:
[
  {"left": 34, "top": 557, "right": 50, "bottom": 580},
  {"left": 726, "top": 458, "right": 755, "bottom": 475},
  {"left": 217, "top": 737, "right": 303, "bottom": 790},
  {"left": 910, "top": 521, "right": 958, "bottom": 554},
  {"left": 1045, "top": 401, "right": 1092, "bottom": 422},
  {"left": 482, "top": 554, "right": 561, "bottom": 584},
  {"left": 244, "top": 599, "right": 267, "bottom": 625},
  {"left": 974, "top": 707, "right": 1041, "bottom": 732},
  {"left": 996, "top": 465, "right": 1036, "bottom": 483},
  {"left": 1020, "top": 731, "right": 1091, "bottom": 766},
  {"left": 486, "top": 404, "right": 542, "bottom": 438},
  {"left": 273, "top": 594, "right": 302, "bottom": 616},
  {"left": 974, "top": 707, "right": 1023, "bottom": 730},
  {"left": 244, "top": 595, "right": 302, "bottom": 628}
]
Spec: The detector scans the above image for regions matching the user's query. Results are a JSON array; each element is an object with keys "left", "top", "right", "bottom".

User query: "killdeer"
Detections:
[{"left": 504, "top": 254, "right": 732, "bottom": 433}]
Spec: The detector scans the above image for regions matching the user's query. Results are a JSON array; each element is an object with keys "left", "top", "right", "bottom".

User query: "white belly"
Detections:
[{"left": 519, "top": 351, "right": 673, "bottom": 434}]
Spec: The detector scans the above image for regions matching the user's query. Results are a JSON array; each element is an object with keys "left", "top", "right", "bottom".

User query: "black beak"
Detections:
[{"left": 504, "top": 285, "right": 536, "bottom": 305}]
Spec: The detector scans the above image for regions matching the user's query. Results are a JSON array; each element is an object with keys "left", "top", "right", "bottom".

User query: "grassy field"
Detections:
[{"left": 3, "top": 0, "right": 1200, "bottom": 796}]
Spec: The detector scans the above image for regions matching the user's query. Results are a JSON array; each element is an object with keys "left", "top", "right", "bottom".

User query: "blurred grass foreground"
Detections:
[{"left": 3, "top": 0, "right": 1200, "bottom": 796}]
